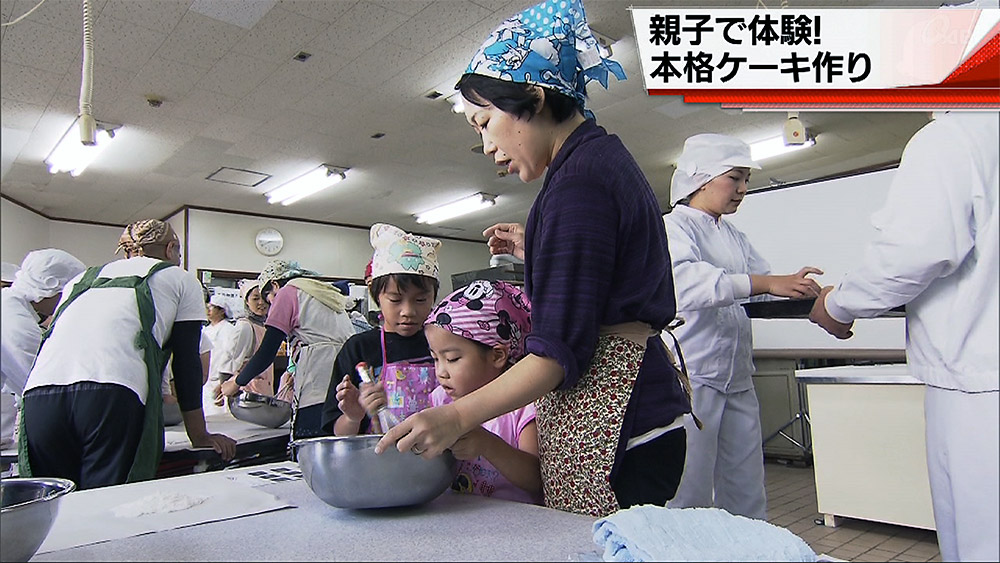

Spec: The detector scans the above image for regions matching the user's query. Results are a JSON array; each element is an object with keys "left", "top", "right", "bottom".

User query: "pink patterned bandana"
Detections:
[{"left": 425, "top": 280, "right": 531, "bottom": 363}]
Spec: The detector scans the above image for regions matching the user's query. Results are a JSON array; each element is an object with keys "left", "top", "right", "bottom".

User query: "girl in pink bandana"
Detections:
[{"left": 424, "top": 280, "right": 542, "bottom": 505}]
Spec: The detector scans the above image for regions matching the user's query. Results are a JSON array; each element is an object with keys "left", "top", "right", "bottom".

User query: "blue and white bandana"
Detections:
[{"left": 465, "top": 0, "right": 626, "bottom": 119}]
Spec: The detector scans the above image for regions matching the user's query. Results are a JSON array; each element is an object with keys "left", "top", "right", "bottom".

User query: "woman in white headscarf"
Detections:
[
  {"left": 663, "top": 133, "right": 823, "bottom": 520},
  {"left": 0, "top": 249, "right": 86, "bottom": 448},
  {"left": 201, "top": 294, "right": 237, "bottom": 415},
  {"left": 214, "top": 279, "right": 275, "bottom": 401}
]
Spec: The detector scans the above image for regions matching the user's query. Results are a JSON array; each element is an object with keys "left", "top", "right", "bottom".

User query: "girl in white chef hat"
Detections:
[{"left": 663, "top": 133, "right": 824, "bottom": 520}]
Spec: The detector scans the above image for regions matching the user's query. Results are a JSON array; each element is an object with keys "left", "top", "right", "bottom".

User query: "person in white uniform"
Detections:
[
  {"left": 0, "top": 249, "right": 86, "bottom": 449},
  {"left": 202, "top": 293, "right": 237, "bottom": 415},
  {"left": 810, "top": 111, "right": 999, "bottom": 562},
  {"left": 20, "top": 220, "right": 236, "bottom": 489},
  {"left": 664, "top": 134, "right": 823, "bottom": 520}
]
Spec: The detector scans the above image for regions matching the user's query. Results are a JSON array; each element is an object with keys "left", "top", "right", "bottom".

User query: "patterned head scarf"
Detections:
[
  {"left": 10, "top": 249, "right": 86, "bottom": 303},
  {"left": 464, "top": 0, "right": 626, "bottom": 119},
  {"left": 116, "top": 219, "right": 175, "bottom": 256},
  {"left": 370, "top": 223, "right": 441, "bottom": 281},
  {"left": 425, "top": 280, "right": 531, "bottom": 364},
  {"left": 238, "top": 278, "right": 260, "bottom": 302},
  {"left": 257, "top": 259, "right": 319, "bottom": 292}
]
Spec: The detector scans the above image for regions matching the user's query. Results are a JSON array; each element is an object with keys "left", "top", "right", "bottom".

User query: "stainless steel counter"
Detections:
[{"left": 795, "top": 364, "right": 921, "bottom": 385}]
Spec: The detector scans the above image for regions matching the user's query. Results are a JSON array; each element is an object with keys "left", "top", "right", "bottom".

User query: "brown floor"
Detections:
[{"left": 764, "top": 459, "right": 941, "bottom": 562}]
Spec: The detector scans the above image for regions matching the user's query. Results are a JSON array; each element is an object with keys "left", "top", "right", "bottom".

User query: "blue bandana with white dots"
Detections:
[{"left": 465, "top": 0, "right": 626, "bottom": 120}]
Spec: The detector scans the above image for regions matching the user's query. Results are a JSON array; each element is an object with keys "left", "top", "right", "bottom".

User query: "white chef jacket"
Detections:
[
  {"left": 26, "top": 257, "right": 207, "bottom": 404},
  {"left": 1, "top": 287, "right": 43, "bottom": 396},
  {"left": 663, "top": 204, "right": 771, "bottom": 393},
  {"left": 203, "top": 320, "right": 237, "bottom": 383},
  {"left": 826, "top": 111, "right": 999, "bottom": 393}
]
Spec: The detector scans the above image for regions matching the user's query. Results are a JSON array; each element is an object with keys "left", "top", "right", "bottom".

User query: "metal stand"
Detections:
[{"left": 763, "top": 378, "right": 812, "bottom": 460}]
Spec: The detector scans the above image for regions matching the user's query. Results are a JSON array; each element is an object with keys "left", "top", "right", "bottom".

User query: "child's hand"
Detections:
[
  {"left": 358, "top": 382, "right": 388, "bottom": 417},
  {"left": 449, "top": 427, "right": 492, "bottom": 461},
  {"left": 335, "top": 375, "right": 365, "bottom": 422}
]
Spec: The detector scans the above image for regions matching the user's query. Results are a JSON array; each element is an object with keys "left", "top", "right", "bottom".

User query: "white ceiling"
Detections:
[{"left": 1, "top": 0, "right": 937, "bottom": 241}]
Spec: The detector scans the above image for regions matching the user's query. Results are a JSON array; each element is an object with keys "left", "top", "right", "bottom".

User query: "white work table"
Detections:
[
  {"left": 32, "top": 461, "right": 601, "bottom": 562},
  {"left": 159, "top": 413, "right": 291, "bottom": 476}
]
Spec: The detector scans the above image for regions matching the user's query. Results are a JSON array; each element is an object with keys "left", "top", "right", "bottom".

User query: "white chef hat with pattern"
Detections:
[{"left": 369, "top": 223, "right": 441, "bottom": 281}]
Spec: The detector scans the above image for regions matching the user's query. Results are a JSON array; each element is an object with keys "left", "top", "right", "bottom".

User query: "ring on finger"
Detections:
[{"left": 410, "top": 445, "right": 425, "bottom": 455}]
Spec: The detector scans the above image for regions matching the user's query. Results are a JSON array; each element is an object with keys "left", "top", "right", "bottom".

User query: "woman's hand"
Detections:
[
  {"left": 211, "top": 383, "right": 225, "bottom": 406},
  {"left": 374, "top": 403, "right": 465, "bottom": 458},
  {"left": 483, "top": 223, "right": 525, "bottom": 261},
  {"left": 219, "top": 378, "right": 241, "bottom": 398},
  {"left": 762, "top": 267, "right": 824, "bottom": 298},
  {"left": 358, "top": 382, "right": 388, "bottom": 417},
  {"left": 335, "top": 375, "right": 366, "bottom": 422},
  {"left": 449, "top": 427, "right": 492, "bottom": 461}
]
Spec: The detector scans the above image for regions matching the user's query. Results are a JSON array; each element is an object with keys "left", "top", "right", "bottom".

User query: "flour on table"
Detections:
[{"left": 112, "top": 491, "right": 208, "bottom": 518}]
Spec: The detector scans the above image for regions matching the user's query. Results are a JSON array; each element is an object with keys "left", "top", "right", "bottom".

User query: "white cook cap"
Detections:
[
  {"left": 669, "top": 133, "right": 761, "bottom": 206},
  {"left": 10, "top": 249, "right": 86, "bottom": 303},
  {"left": 208, "top": 293, "right": 232, "bottom": 318},
  {"left": 238, "top": 278, "right": 259, "bottom": 302}
]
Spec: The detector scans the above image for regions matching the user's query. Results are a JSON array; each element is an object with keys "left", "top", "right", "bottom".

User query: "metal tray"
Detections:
[{"left": 741, "top": 298, "right": 905, "bottom": 319}]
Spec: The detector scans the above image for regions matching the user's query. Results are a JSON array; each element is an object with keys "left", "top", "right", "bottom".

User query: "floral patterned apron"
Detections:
[{"left": 534, "top": 322, "right": 654, "bottom": 517}]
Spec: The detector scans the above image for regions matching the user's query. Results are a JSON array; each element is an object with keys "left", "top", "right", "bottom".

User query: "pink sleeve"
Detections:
[
  {"left": 264, "top": 285, "right": 300, "bottom": 336},
  {"left": 514, "top": 402, "right": 537, "bottom": 441}
]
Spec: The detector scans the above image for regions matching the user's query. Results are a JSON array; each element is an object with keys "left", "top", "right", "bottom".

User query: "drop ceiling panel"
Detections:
[
  {"left": 196, "top": 52, "right": 280, "bottom": 99},
  {"left": 0, "top": 19, "right": 79, "bottom": 73},
  {"left": 389, "top": 1, "right": 493, "bottom": 56},
  {"left": 7, "top": 0, "right": 109, "bottom": 34},
  {"left": 275, "top": 0, "right": 357, "bottom": 24},
  {"left": 154, "top": 11, "right": 246, "bottom": 69},
  {"left": 91, "top": 14, "right": 169, "bottom": 72},
  {"left": 228, "top": 6, "right": 329, "bottom": 63},
  {"left": 100, "top": 0, "right": 190, "bottom": 31},
  {"left": 125, "top": 56, "right": 207, "bottom": 102}
]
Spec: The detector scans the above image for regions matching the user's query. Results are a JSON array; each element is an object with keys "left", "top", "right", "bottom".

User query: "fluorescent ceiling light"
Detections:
[
  {"left": 44, "top": 117, "right": 119, "bottom": 176},
  {"left": 266, "top": 164, "right": 348, "bottom": 206},
  {"left": 749, "top": 135, "right": 815, "bottom": 162},
  {"left": 415, "top": 192, "right": 497, "bottom": 225}
]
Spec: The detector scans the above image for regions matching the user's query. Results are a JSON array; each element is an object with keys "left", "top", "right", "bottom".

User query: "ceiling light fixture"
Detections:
[
  {"left": 44, "top": 116, "right": 120, "bottom": 176},
  {"left": 265, "top": 164, "right": 349, "bottom": 206},
  {"left": 748, "top": 135, "right": 816, "bottom": 162},
  {"left": 415, "top": 192, "right": 497, "bottom": 225}
]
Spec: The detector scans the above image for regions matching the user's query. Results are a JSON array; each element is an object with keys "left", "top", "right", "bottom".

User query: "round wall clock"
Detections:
[{"left": 255, "top": 227, "right": 284, "bottom": 256}]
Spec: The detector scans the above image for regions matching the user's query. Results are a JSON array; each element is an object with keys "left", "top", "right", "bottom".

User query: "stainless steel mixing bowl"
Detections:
[
  {"left": 293, "top": 435, "right": 457, "bottom": 509},
  {"left": 162, "top": 400, "right": 183, "bottom": 426},
  {"left": 228, "top": 391, "right": 292, "bottom": 428},
  {"left": 1, "top": 477, "right": 76, "bottom": 562}
]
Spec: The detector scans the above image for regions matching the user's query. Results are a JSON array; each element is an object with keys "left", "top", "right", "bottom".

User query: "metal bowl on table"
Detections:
[
  {"left": 293, "top": 435, "right": 457, "bottom": 509},
  {"left": 1, "top": 477, "right": 76, "bottom": 562},
  {"left": 162, "top": 400, "right": 183, "bottom": 426},
  {"left": 228, "top": 391, "right": 292, "bottom": 428}
]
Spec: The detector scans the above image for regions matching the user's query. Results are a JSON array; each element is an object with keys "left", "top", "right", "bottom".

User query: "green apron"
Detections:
[{"left": 18, "top": 260, "right": 175, "bottom": 483}]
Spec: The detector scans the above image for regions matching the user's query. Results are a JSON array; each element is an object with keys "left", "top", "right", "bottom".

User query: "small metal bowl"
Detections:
[
  {"left": 228, "top": 391, "right": 292, "bottom": 428},
  {"left": 293, "top": 435, "right": 457, "bottom": 509},
  {"left": 162, "top": 401, "right": 183, "bottom": 426},
  {"left": 1, "top": 477, "right": 76, "bottom": 562}
]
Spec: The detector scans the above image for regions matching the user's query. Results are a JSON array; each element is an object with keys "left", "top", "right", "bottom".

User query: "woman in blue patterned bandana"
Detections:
[{"left": 378, "top": 0, "right": 692, "bottom": 517}]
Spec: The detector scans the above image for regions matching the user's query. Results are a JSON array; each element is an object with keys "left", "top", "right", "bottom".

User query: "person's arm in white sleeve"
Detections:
[
  {"left": 665, "top": 218, "right": 746, "bottom": 310},
  {"left": 824, "top": 117, "right": 977, "bottom": 323}
]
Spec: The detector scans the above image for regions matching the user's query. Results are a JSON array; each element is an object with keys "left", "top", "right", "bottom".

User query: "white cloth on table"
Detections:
[{"left": 592, "top": 505, "right": 816, "bottom": 562}]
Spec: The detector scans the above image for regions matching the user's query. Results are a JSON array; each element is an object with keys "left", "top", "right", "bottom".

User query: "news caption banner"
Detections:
[{"left": 629, "top": 7, "right": 1000, "bottom": 109}]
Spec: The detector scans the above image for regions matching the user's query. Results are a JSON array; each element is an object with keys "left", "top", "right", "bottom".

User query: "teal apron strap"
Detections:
[
  {"left": 18, "top": 265, "right": 103, "bottom": 477},
  {"left": 124, "top": 260, "right": 173, "bottom": 482}
]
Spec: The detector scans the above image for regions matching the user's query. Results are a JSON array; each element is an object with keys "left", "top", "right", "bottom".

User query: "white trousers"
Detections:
[
  {"left": 667, "top": 383, "right": 767, "bottom": 519},
  {"left": 925, "top": 386, "right": 999, "bottom": 562}
]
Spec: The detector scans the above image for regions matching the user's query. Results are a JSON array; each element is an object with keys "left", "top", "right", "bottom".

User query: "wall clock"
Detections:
[{"left": 255, "top": 227, "right": 284, "bottom": 256}]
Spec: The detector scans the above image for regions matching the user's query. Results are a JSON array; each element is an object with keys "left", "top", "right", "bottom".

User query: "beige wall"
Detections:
[
  {"left": 1, "top": 198, "right": 120, "bottom": 267},
  {"left": 2, "top": 200, "right": 492, "bottom": 295},
  {"left": 185, "top": 209, "right": 491, "bottom": 295}
]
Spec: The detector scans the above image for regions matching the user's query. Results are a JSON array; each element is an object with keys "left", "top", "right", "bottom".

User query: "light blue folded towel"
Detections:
[{"left": 593, "top": 505, "right": 817, "bottom": 562}]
